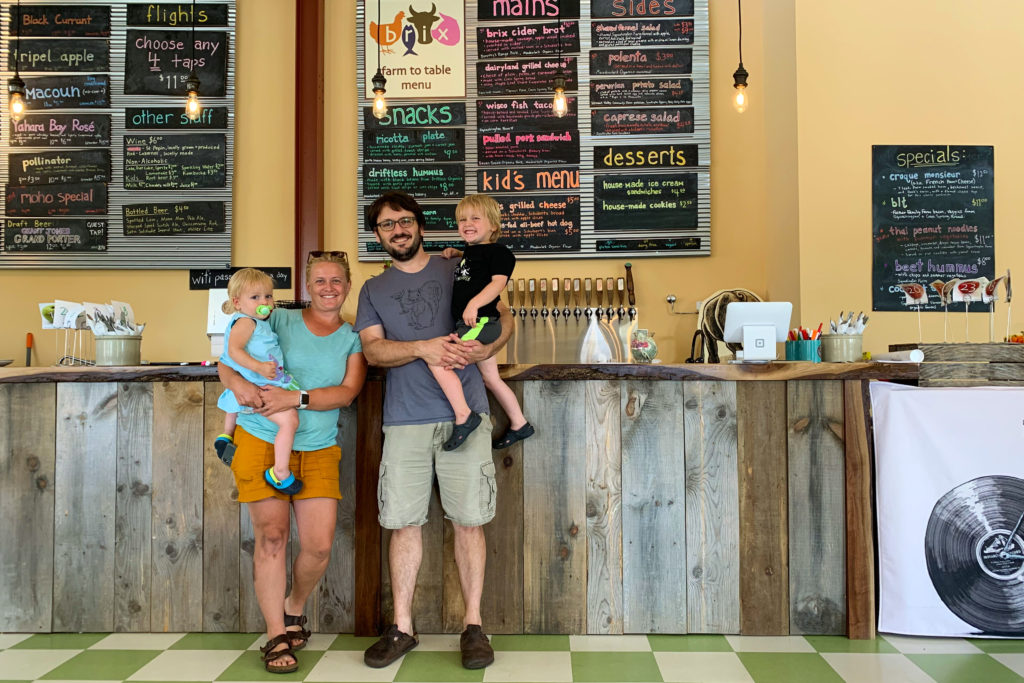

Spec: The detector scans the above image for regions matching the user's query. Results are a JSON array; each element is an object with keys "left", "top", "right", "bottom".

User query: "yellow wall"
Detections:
[
  {"left": 796, "top": 0, "right": 1024, "bottom": 351},
  {"left": 7, "top": 1, "right": 1014, "bottom": 366}
]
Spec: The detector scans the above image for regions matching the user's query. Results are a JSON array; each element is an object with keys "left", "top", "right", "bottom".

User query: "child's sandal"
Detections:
[
  {"left": 492, "top": 422, "right": 535, "bottom": 450},
  {"left": 265, "top": 468, "right": 303, "bottom": 495},
  {"left": 442, "top": 412, "right": 482, "bottom": 451},
  {"left": 213, "top": 434, "right": 235, "bottom": 466},
  {"left": 260, "top": 633, "right": 299, "bottom": 673}
]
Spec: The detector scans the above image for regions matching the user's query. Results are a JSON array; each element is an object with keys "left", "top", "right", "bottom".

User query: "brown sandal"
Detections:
[
  {"left": 260, "top": 633, "right": 299, "bottom": 674},
  {"left": 284, "top": 613, "right": 311, "bottom": 651}
]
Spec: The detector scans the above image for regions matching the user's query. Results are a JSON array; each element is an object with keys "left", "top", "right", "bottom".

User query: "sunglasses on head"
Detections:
[{"left": 307, "top": 250, "right": 348, "bottom": 263}]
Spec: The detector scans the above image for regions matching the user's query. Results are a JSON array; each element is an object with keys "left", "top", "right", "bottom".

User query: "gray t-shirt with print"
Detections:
[{"left": 355, "top": 255, "right": 489, "bottom": 426}]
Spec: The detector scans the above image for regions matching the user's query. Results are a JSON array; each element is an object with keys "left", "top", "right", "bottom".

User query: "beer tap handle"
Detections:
[
  {"left": 552, "top": 278, "right": 560, "bottom": 308},
  {"left": 528, "top": 279, "right": 537, "bottom": 315},
  {"left": 617, "top": 278, "right": 626, "bottom": 309},
  {"left": 595, "top": 278, "right": 604, "bottom": 307},
  {"left": 540, "top": 277, "right": 548, "bottom": 309},
  {"left": 563, "top": 278, "right": 573, "bottom": 315},
  {"left": 507, "top": 279, "right": 516, "bottom": 315},
  {"left": 518, "top": 278, "right": 527, "bottom": 315},
  {"left": 605, "top": 277, "right": 616, "bottom": 317},
  {"left": 572, "top": 278, "right": 582, "bottom": 311},
  {"left": 625, "top": 262, "right": 636, "bottom": 308}
]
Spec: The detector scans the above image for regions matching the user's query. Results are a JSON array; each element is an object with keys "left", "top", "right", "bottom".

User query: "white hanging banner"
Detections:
[{"left": 872, "top": 382, "right": 1024, "bottom": 637}]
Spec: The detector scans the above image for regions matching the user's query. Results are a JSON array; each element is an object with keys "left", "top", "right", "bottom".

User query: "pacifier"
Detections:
[{"left": 256, "top": 305, "right": 272, "bottom": 316}]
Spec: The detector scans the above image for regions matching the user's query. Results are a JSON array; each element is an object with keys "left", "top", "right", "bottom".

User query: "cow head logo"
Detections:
[{"left": 407, "top": 3, "right": 439, "bottom": 45}]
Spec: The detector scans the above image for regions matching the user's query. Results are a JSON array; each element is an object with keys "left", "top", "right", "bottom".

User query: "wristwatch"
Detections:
[{"left": 297, "top": 390, "right": 309, "bottom": 410}]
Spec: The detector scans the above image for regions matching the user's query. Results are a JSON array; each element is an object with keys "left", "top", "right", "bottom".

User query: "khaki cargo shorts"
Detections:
[{"left": 378, "top": 414, "right": 496, "bottom": 528}]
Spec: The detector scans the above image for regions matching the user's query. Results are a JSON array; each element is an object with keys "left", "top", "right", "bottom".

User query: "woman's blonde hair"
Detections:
[
  {"left": 305, "top": 250, "right": 351, "bottom": 283},
  {"left": 221, "top": 267, "right": 274, "bottom": 314},
  {"left": 456, "top": 194, "right": 503, "bottom": 240}
]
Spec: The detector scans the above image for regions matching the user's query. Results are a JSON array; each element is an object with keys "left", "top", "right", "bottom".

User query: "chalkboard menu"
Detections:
[
  {"left": 124, "top": 29, "right": 228, "bottom": 95},
  {"left": 357, "top": 0, "right": 710, "bottom": 259},
  {"left": 477, "top": 57, "right": 579, "bottom": 96},
  {"left": 8, "top": 150, "right": 110, "bottom": 185},
  {"left": 872, "top": 145, "right": 995, "bottom": 311},
  {"left": 22, "top": 74, "right": 110, "bottom": 109},
  {"left": 7, "top": 5, "right": 111, "bottom": 37},
  {"left": 6, "top": 181, "right": 107, "bottom": 216},
  {"left": 595, "top": 173, "right": 698, "bottom": 230},
  {"left": 363, "top": 127, "right": 465, "bottom": 163},
  {"left": 592, "top": 19, "right": 693, "bottom": 48},
  {"left": 4, "top": 217, "right": 107, "bottom": 251},
  {"left": 363, "top": 163, "right": 465, "bottom": 198},
  {"left": 1, "top": 1, "right": 236, "bottom": 268},
  {"left": 10, "top": 113, "right": 111, "bottom": 147},
  {"left": 421, "top": 204, "right": 458, "bottom": 231},
  {"left": 7, "top": 38, "right": 110, "bottom": 71},
  {"left": 590, "top": 77, "right": 691, "bottom": 107},
  {"left": 123, "top": 133, "right": 227, "bottom": 189},
  {"left": 478, "top": 97, "right": 577, "bottom": 132},
  {"left": 496, "top": 194, "right": 581, "bottom": 252},
  {"left": 123, "top": 200, "right": 225, "bottom": 235},
  {"left": 479, "top": 130, "right": 580, "bottom": 166},
  {"left": 478, "top": 21, "right": 580, "bottom": 59},
  {"left": 125, "top": 106, "right": 229, "bottom": 129},
  {"left": 592, "top": 106, "right": 693, "bottom": 135}
]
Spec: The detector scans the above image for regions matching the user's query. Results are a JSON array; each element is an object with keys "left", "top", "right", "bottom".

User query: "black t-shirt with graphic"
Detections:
[{"left": 451, "top": 242, "right": 516, "bottom": 320}]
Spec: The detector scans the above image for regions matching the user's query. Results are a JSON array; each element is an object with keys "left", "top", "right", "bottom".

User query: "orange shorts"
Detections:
[{"left": 230, "top": 425, "right": 342, "bottom": 503}]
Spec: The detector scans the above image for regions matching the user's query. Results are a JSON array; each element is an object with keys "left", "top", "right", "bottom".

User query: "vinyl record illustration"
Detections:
[{"left": 925, "top": 475, "right": 1024, "bottom": 635}]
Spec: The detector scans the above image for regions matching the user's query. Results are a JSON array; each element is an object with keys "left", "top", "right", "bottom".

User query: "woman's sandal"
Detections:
[
  {"left": 284, "top": 613, "right": 311, "bottom": 651},
  {"left": 492, "top": 422, "right": 535, "bottom": 450},
  {"left": 260, "top": 633, "right": 299, "bottom": 674},
  {"left": 442, "top": 412, "right": 483, "bottom": 451},
  {"left": 265, "top": 468, "right": 304, "bottom": 495}
]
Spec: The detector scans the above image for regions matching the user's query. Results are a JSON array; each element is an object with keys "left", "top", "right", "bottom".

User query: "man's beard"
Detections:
[{"left": 383, "top": 228, "right": 422, "bottom": 262}]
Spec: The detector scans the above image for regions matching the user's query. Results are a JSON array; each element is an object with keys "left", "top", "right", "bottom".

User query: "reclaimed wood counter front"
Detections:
[{"left": 0, "top": 363, "right": 917, "bottom": 637}]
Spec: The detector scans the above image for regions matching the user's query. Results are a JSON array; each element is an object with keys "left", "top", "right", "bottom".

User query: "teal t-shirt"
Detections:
[{"left": 237, "top": 308, "right": 362, "bottom": 451}]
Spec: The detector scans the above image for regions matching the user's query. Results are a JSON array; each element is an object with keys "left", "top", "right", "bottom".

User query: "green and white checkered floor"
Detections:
[{"left": 3, "top": 632, "right": 1024, "bottom": 682}]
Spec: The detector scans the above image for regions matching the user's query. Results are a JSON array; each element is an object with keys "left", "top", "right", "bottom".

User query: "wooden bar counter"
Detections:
[{"left": 0, "top": 362, "right": 917, "bottom": 637}]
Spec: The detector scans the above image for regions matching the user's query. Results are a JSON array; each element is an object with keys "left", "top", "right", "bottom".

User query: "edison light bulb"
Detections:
[
  {"left": 185, "top": 90, "right": 202, "bottom": 121},
  {"left": 184, "top": 71, "right": 202, "bottom": 121},
  {"left": 552, "top": 88, "right": 568, "bottom": 118},
  {"left": 10, "top": 91, "right": 26, "bottom": 122},
  {"left": 372, "top": 89, "right": 388, "bottom": 120},
  {"left": 732, "top": 84, "right": 748, "bottom": 113}
]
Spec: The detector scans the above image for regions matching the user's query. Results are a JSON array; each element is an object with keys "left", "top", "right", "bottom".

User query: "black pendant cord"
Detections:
[
  {"left": 14, "top": 0, "right": 21, "bottom": 76},
  {"left": 737, "top": 0, "right": 743, "bottom": 65},
  {"left": 556, "top": 0, "right": 561, "bottom": 64},
  {"left": 191, "top": 0, "right": 196, "bottom": 66},
  {"left": 376, "top": 0, "right": 381, "bottom": 75}
]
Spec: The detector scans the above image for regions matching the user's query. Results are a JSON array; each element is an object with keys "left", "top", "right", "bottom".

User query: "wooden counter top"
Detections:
[{"left": 0, "top": 361, "right": 919, "bottom": 384}]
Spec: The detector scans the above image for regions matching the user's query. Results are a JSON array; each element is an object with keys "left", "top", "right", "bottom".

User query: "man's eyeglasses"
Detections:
[
  {"left": 307, "top": 250, "right": 348, "bottom": 263},
  {"left": 375, "top": 216, "right": 417, "bottom": 232}
]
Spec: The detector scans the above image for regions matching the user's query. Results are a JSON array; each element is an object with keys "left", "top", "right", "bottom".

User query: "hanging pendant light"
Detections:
[
  {"left": 732, "top": 0, "right": 749, "bottom": 113},
  {"left": 184, "top": 0, "right": 202, "bottom": 121},
  {"left": 8, "top": 0, "right": 27, "bottom": 122},
  {"left": 371, "top": 0, "right": 388, "bottom": 119},
  {"left": 551, "top": 1, "right": 567, "bottom": 118}
]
